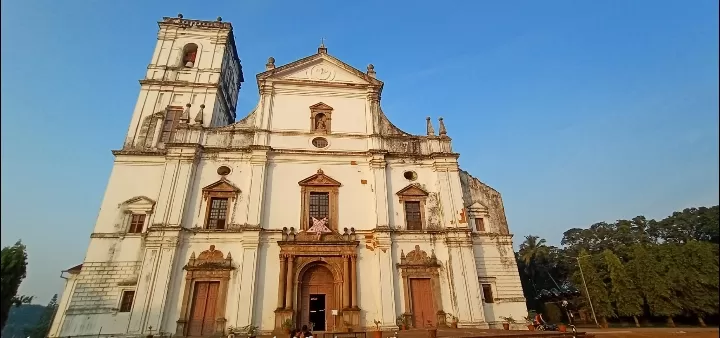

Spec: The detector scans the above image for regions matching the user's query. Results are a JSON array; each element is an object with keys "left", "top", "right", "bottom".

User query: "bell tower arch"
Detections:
[{"left": 123, "top": 14, "right": 244, "bottom": 150}]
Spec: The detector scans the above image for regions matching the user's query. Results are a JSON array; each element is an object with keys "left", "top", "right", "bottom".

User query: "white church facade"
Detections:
[{"left": 48, "top": 15, "right": 527, "bottom": 337}]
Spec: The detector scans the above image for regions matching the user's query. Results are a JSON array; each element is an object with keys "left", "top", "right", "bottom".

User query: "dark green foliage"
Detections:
[
  {"left": 24, "top": 294, "right": 58, "bottom": 338},
  {"left": 665, "top": 242, "right": 719, "bottom": 320},
  {"left": 653, "top": 206, "right": 719, "bottom": 244},
  {"left": 1, "top": 241, "right": 33, "bottom": 330},
  {"left": 603, "top": 250, "right": 643, "bottom": 318},
  {"left": 517, "top": 204, "right": 719, "bottom": 326},
  {"left": 573, "top": 250, "right": 614, "bottom": 321},
  {"left": 0, "top": 304, "right": 46, "bottom": 338}
]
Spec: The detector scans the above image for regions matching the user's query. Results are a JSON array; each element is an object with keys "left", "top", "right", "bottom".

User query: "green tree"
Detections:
[
  {"left": 573, "top": 250, "right": 614, "bottom": 327},
  {"left": 665, "top": 241, "right": 719, "bottom": 326},
  {"left": 1, "top": 241, "right": 33, "bottom": 330},
  {"left": 626, "top": 244, "right": 680, "bottom": 326},
  {"left": 24, "top": 294, "right": 58, "bottom": 338},
  {"left": 652, "top": 206, "right": 719, "bottom": 244},
  {"left": 603, "top": 250, "right": 643, "bottom": 327},
  {"left": 518, "top": 236, "right": 550, "bottom": 294}
]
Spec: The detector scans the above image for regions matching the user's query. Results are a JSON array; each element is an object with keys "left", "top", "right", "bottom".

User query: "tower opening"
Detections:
[{"left": 182, "top": 43, "right": 198, "bottom": 68}]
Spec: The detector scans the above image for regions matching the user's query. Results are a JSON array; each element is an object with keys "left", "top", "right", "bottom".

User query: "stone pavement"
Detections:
[{"left": 261, "top": 328, "right": 591, "bottom": 338}]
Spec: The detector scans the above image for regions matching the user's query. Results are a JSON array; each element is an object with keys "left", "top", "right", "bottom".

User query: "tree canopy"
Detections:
[
  {"left": 1, "top": 240, "right": 33, "bottom": 330},
  {"left": 516, "top": 205, "right": 719, "bottom": 327}
]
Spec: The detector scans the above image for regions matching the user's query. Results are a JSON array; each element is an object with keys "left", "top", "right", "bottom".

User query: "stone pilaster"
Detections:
[
  {"left": 343, "top": 255, "right": 351, "bottom": 309},
  {"left": 234, "top": 230, "right": 261, "bottom": 327},
  {"left": 374, "top": 230, "right": 397, "bottom": 328},
  {"left": 245, "top": 147, "right": 269, "bottom": 227},
  {"left": 369, "top": 153, "right": 389, "bottom": 228},
  {"left": 126, "top": 228, "right": 181, "bottom": 334},
  {"left": 351, "top": 255, "right": 358, "bottom": 309}
]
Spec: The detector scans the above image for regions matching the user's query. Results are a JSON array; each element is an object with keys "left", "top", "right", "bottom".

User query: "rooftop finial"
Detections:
[
  {"left": 367, "top": 64, "right": 376, "bottom": 78},
  {"left": 194, "top": 104, "right": 205, "bottom": 124},
  {"left": 318, "top": 38, "right": 328, "bottom": 54},
  {"left": 438, "top": 117, "right": 447, "bottom": 136},
  {"left": 177, "top": 13, "right": 184, "bottom": 18},
  {"left": 216, "top": 16, "right": 223, "bottom": 22},
  {"left": 180, "top": 103, "right": 191, "bottom": 123},
  {"left": 426, "top": 117, "right": 435, "bottom": 136},
  {"left": 266, "top": 56, "right": 275, "bottom": 70}
]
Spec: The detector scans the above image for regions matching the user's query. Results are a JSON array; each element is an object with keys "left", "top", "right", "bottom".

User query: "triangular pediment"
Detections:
[
  {"left": 120, "top": 196, "right": 156, "bottom": 207},
  {"left": 396, "top": 184, "right": 429, "bottom": 197},
  {"left": 298, "top": 169, "right": 342, "bottom": 187},
  {"left": 467, "top": 202, "right": 488, "bottom": 211},
  {"left": 258, "top": 53, "right": 382, "bottom": 86},
  {"left": 310, "top": 102, "right": 334, "bottom": 111},
  {"left": 202, "top": 178, "right": 241, "bottom": 193}
]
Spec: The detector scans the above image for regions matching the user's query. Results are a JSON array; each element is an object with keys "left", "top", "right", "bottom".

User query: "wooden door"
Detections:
[
  {"left": 187, "top": 281, "right": 220, "bottom": 336},
  {"left": 300, "top": 265, "right": 335, "bottom": 331},
  {"left": 410, "top": 278, "right": 435, "bottom": 328}
]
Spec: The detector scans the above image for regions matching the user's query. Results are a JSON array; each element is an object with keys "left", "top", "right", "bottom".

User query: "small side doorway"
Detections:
[{"left": 309, "top": 294, "right": 326, "bottom": 331}]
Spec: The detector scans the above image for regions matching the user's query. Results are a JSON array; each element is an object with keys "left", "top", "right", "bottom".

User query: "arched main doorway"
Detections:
[{"left": 298, "top": 263, "right": 337, "bottom": 331}]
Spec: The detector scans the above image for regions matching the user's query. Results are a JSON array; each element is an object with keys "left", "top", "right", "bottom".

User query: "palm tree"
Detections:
[{"left": 518, "top": 235, "right": 551, "bottom": 296}]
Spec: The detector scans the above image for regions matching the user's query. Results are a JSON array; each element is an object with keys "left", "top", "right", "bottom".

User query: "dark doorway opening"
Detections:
[{"left": 309, "top": 294, "right": 326, "bottom": 331}]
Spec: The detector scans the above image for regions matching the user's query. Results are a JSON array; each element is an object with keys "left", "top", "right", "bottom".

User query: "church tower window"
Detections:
[
  {"left": 299, "top": 169, "right": 341, "bottom": 231},
  {"left": 182, "top": 43, "right": 198, "bottom": 68},
  {"left": 128, "top": 214, "right": 146, "bottom": 233},
  {"left": 309, "top": 192, "right": 330, "bottom": 223},
  {"left": 396, "top": 184, "right": 429, "bottom": 230},
  {"left": 404, "top": 201, "right": 422, "bottom": 230},
  {"left": 160, "top": 107, "right": 183, "bottom": 143},
  {"left": 481, "top": 284, "right": 494, "bottom": 303},
  {"left": 474, "top": 217, "right": 485, "bottom": 232},
  {"left": 119, "top": 290, "right": 135, "bottom": 312},
  {"left": 205, "top": 197, "right": 229, "bottom": 230}
]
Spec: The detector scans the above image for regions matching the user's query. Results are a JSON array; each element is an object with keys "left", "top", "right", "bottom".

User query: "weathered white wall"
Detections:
[
  {"left": 267, "top": 86, "right": 368, "bottom": 135},
  {"left": 473, "top": 239, "right": 526, "bottom": 326},
  {"left": 92, "top": 161, "right": 164, "bottom": 234},
  {"left": 125, "top": 21, "right": 241, "bottom": 147},
  {"left": 262, "top": 155, "right": 375, "bottom": 230},
  {"left": 52, "top": 20, "right": 529, "bottom": 336}
]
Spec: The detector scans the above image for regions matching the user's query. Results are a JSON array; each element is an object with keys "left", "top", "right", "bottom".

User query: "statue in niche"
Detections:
[{"left": 315, "top": 113, "right": 327, "bottom": 131}]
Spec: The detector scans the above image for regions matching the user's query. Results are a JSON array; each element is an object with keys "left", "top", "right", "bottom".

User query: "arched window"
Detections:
[{"left": 182, "top": 43, "right": 198, "bottom": 68}]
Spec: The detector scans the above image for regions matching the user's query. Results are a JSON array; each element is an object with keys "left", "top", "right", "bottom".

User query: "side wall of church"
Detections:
[{"left": 459, "top": 170, "right": 528, "bottom": 327}]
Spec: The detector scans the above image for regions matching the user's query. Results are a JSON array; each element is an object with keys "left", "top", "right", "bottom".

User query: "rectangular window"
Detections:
[
  {"left": 119, "top": 290, "right": 135, "bottom": 312},
  {"left": 160, "top": 109, "right": 182, "bottom": 143},
  {"left": 481, "top": 284, "right": 494, "bottom": 303},
  {"left": 206, "top": 197, "right": 228, "bottom": 230},
  {"left": 474, "top": 218, "right": 485, "bottom": 232},
  {"left": 309, "top": 192, "right": 330, "bottom": 224},
  {"left": 128, "top": 214, "right": 145, "bottom": 233},
  {"left": 404, "top": 201, "right": 422, "bottom": 230}
]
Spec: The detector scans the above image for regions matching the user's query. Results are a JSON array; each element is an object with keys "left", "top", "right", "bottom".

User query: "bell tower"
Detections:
[{"left": 123, "top": 14, "right": 244, "bottom": 149}]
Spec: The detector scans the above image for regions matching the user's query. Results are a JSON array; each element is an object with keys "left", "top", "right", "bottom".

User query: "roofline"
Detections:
[{"left": 256, "top": 50, "right": 384, "bottom": 89}]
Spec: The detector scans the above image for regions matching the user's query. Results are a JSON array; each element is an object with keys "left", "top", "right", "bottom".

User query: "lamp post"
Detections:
[{"left": 575, "top": 255, "right": 600, "bottom": 327}]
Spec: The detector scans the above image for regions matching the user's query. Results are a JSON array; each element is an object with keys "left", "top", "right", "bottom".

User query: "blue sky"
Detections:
[{"left": 1, "top": 0, "right": 718, "bottom": 304}]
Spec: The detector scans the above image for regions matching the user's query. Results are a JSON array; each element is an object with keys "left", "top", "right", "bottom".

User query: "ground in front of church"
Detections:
[{"left": 257, "top": 326, "right": 718, "bottom": 338}]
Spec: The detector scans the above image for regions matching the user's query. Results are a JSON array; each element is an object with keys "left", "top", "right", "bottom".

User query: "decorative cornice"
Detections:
[
  {"left": 139, "top": 79, "right": 220, "bottom": 88},
  {"left": 112, "top": 149, "right": 167, "bottom": 156},
  {"left": 159, "top": 17, "right": 233, "bottom": 30}
]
